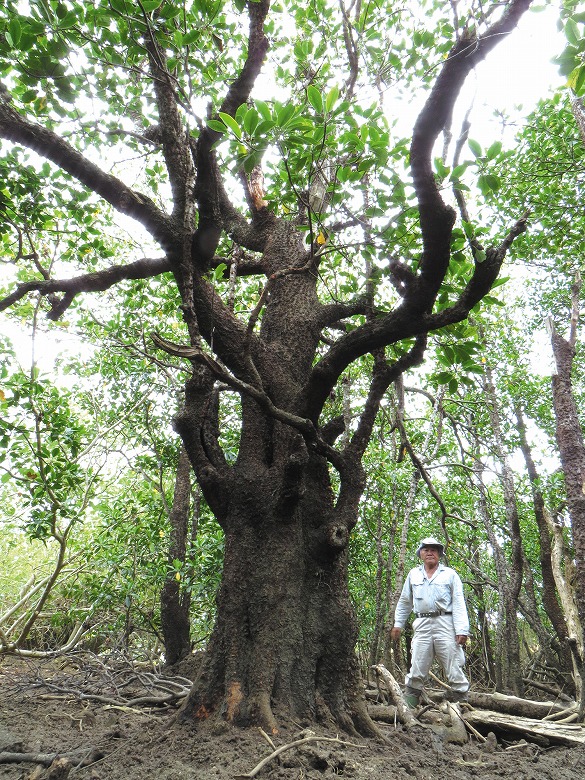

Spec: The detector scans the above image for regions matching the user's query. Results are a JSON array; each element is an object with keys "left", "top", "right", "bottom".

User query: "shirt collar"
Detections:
[{"left": 420, "top": 562, "right": 444, "bottom": 579}]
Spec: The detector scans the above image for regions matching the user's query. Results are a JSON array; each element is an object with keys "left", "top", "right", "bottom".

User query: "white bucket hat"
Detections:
[{"left": 416, "top": 537, "right": 445, "bottom": 558}]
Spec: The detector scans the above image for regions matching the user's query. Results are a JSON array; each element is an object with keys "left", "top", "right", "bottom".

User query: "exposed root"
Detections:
[{"left": 249, "top": 691, "right": 279, "bottom": 735}]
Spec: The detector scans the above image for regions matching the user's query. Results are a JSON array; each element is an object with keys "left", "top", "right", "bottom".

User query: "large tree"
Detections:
[{"left": 0, "top": 0, "right": 534, "bottom": 734}]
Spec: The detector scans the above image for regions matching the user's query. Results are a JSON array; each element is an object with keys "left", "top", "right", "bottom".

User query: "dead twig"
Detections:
[
  {"left": 234, "top": 735, "right": 363, "bottom": 779},
  {"left": 429, "top": 671, "right": 451, "bottom": 690},
  {"left": 543, "top": 705, "right": 579, "bottom": 722},
  {"left": 257, "top": 727, "right": 277, "bottom": 750}
]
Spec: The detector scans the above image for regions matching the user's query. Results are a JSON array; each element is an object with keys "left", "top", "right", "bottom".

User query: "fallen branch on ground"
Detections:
[
  {"left": 465, "top": 691, "right": 570, "bottom": 719},
  {"left": 372, "top": 664, "right": 418, "bottom": 728},
  {"left": 464, "top": 709, "right": 585, "bottom": 746},
  {"left": 234, "top": 736, "right": 364, "bottom": 780},
  {"left": 0, "top": 748, "right": 103, "bottom": 767}
]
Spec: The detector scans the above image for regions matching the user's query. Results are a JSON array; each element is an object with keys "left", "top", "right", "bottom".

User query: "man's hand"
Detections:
[
  {"left": 455, "top": 634, "right": 468, "bottom": 646},
  {"left": 390, "top": 627, "right": 402, "bottom": 642}
]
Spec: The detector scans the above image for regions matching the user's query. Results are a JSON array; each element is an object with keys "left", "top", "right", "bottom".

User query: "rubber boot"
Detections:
[{"left": 404, "top": 686, "right": 422, "bottom": 709}]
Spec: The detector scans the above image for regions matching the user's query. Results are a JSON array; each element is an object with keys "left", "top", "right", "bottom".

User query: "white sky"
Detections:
[{"left": 457, "top": 4, "right": 565, "bottom": 144}]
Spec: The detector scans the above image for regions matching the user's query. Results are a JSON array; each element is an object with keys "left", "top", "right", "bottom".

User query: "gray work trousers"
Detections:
[{"left": 405, "top": 614, "right": 469, "bottom": 693}]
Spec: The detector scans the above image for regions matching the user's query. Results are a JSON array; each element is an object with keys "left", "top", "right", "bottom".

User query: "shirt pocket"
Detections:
[
  {"left": 433, "top": 583, "right": 451, "bottom": 610},
  {"left": 411, "top": 583, "right": 430, "bottom": 610}
]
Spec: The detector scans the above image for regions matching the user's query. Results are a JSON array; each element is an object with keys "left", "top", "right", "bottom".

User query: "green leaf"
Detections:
[
  {"left": 206, "top": 120, "right": 226, "bottom": 133},
  {"left": 434, "top": 157, "right": 450, "bottom": 178},
  {"left": 568, "top": 64, "right": 585, "bottom": 94},
  {"left": 254, "top": 119, "right": 275, "bottom": 136},
  {"left": 276, "top": 103, "right": 295, "bottom": 127},
  {"left": 218, "top": 112, "right": 242, "bottom": 139},
  {"left": 110, "top": 0, "right": 129, "bottom": 13},
  {"left": 462, "top": 220, "right": 475, "bottom": 239},
  {"left": 307, "top": 85, "right": 323, "bottom": 113},
  {"left": 554, "top": 46, "right": 580, "bottom": 76},
  {"left": 565, "top": 17, "right": 581, "bottom": 46},
  {"left": 486, "top": 141, "right": 502, "bottom": 160},
  {"left": 451, "top": 162, "right": 470, "bottom": 179},
  {"left": 255, "top": 100, "right": 272, "bottom": 121},
  {"left": 243, "top": 150, "right": 262, "bottom": 173},
  {"left": 325, "top": 85, "right": 339, "bottom": 112},
  {"left": 485, "top": 174, "right": 500, "bottom": 191},
  {"left": 20, "top": 88, "right": 38, "bottom": 103},
  {"left": 58, "top": 10, "right": 81, "bottom": 29},
  {"left": 183, "top": 29, "right": 199, "bottom": 45},
  {"left": 243, "top": 108, "right": 259, "bottom": 136},
  {"left": 477, "top": 174, "right": 500, "bottom": 195},
  {"left": 8, "top": 17, "right": 22, "bottom": 46},
  {"left": 468, "top": 139, "right": 482, "bottom": 158},
  {"left": 481, "top": 294, "right": 504, "bottom": 306},
  {"left": 213, "top": 262, "right": 227, "bottom": 281}
]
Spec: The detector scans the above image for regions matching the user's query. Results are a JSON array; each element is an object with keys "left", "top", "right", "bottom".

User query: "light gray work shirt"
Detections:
[{"left": 393, "top": 563, "right": 470, "bottom": 636}]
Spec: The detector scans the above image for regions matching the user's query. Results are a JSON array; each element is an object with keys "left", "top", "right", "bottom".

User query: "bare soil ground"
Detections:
[{"left": 1, "top": 654, "right": 584, "bottom": 780}]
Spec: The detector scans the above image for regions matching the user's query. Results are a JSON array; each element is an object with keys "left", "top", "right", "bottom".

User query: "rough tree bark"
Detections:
[
  {"left": 546, "top": 511, "right": 583, "bottom": 673},
  {"left": 547, "top": 273, "right": 585, "bottom": 715},
  {"left": 0, "top": 0, "right": 534, "bottom": 734},
  {"left": 515, "top": 404, "right": 574, "bottom": 690}
]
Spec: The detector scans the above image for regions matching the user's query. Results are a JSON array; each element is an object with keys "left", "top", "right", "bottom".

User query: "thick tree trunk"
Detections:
[{"left": 180, "top": 452, "right": 378, "bottom": 736}]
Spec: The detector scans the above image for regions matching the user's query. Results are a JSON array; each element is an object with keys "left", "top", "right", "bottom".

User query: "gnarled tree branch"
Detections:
[
  {"left": 0, "top": 85, "right": 174, "bottom": 250},
  {"left": 0, "top": 257, "right": 172, "bottom": 318}
]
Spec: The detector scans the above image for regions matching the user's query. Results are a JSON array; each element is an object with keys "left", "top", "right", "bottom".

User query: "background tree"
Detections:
[{"left": 1, "top": 0, "right": 536, "bottom": 734}]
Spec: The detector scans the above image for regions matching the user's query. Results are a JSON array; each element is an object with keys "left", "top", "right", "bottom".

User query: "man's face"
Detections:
[{"left": 421, "top": 546, "right": 441, "bottom": 563}]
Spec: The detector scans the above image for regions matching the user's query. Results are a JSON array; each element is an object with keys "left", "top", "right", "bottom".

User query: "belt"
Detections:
[{"left": 416, "top": 610, "right": 452, "bottom": 618}]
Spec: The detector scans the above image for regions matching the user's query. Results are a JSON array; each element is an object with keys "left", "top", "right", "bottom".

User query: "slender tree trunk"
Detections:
[
  {"left": 384, "top": 473, "right": 419, "bottom": 671},
  {"left": 161, "top": 444, "right": 195, "bottom": 666},
  {"left": 482, "top": 365, "right": 524, "bottom": 695},
  {"left": 515, "top": 403, "right": 574, "bottom": 686},
  {"left": 383, "top": 381, "right": 443, "bottom": 669},
  {"left": 547, "top": 273, "right": 585, "bottom": 714},
  {"left": 475, "top": 462, "right": 508, "bottom": 691},
  {"left": 468, "top": 541, "right": 497, "bottom": 688},
  {"left": 368, "top": 495, "right": 389, "bottom": 669},
  {"left": 547, "top": 509, "right": 583, "bottom": 696},
  {"left": 520, "top": 557, "right": 568, "bottom": 680}
]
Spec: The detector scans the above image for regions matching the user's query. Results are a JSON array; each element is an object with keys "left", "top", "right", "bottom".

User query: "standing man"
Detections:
[{"left": 390, "top": 537, "right": 470, "bottom": 708}]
